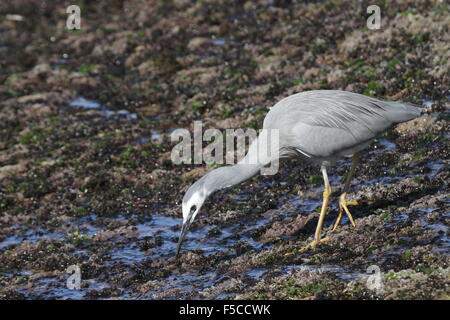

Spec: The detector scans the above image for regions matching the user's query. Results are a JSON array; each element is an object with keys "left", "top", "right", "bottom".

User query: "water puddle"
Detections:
[
  {"left": 110, "top": 214, "right": 270, "bottom": 264},
  {"left": 135, "top": 136, "right": 149, "bottom": 144},
  {"left": 0, "top": 229, "right": 63, "bottom": 250},
  {"left": 68, "top": 96, "right": 137, "bottom": 120},
  {"left": 69, "top": 97, "right": 101, "bottom": 109},
  {"left": 416, "top": 208, "right": 449, "bottom": 254},
  {"left": 134, "top": 130, "right": 170, "bottom": 145},
  {"left": 0, "top": 215, "right": 101, "bottom": 250},
  {"left": 12, "top": 272, "right": 117, "bottom": 300},
  {"left": 103, "top": 109, "right": 137, "bottom": 120},
  {"left": 211, "top": 39, "right": 226, "bottom": 46},
  {"left": 151, "top": 131, "right": 162, "bottom": 141},
  {"left": 377, "top": 139, "right": 396, "bottom": 151},
  {"left": 426, "top": 160, "right": 445, "bottom": 178}
]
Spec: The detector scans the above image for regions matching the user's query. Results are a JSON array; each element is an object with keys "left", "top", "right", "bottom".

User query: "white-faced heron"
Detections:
[{"left": 177, "top": 90, "right": 422, "bottom": 255}]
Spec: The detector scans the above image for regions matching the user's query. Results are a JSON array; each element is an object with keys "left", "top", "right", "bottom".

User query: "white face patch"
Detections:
[{"left": 182, "top": 190, "right": 204, "bottom": 223}]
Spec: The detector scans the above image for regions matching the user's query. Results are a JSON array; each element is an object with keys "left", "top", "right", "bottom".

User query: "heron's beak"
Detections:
[{"left": 176, "top": 217, "right": 193, "bottom": 257}]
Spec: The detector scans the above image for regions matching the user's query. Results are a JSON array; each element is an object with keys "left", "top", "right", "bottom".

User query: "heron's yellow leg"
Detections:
[
  {"left": 332, "top": 193, "right": 358, "bottom": 231},
  {"left": 301, "top": 185, "right": 331, "bottom": 250},
  {"left": 284, "top": 165, "right": 332, "bottom": 256},
  {"left": 299, "top": 166, "right": 333, "bottom": 254},
  {"left": 285, "top": 182, "right": 331, "bottom": 256},
  {"left": 332, "top": 154, "right": 360, "bottom": 231}
]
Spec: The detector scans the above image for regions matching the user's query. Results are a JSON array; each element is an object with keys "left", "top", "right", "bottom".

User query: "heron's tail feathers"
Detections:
[{"left": 384, "top": 101, "right": 422, "bottom": 123}]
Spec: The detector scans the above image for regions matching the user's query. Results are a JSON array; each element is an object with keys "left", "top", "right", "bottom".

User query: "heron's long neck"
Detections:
[
  {"left": 204, "top": 163, "right": 263, "bottom": 195},
  {"left": 203, "top": 134, "right": 277, "bottom": 194}
]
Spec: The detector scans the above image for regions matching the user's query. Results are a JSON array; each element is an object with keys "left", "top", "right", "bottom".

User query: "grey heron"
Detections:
[{"left": 176, "top": 90, "right": 422, "bottom": 255}]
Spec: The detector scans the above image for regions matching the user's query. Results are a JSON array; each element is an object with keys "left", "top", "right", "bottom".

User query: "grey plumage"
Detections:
[
  {"left": 177, "top": 90, "right": 422, "bottom": 255},
  {"left": 265, "top": 90, "right": 421, "bottom": 160}
]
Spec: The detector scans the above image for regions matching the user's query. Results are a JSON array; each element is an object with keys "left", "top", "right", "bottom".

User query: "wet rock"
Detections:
[
  {"left": 395, "top": 116, "right": 441, "bottom": 136},
  {"left": 187, "top": 37, "right": 210, "bottom": 51},
  {"left": 260, "top": 215, "right": 315, "bottom": 242},
  {"left": 181, "top": 167, "right": 211, "bottom": 182},
  {"left": 111, "top": 38, "right": 128, "bottom": 55},
  {"left": 0, "top": 160, "right": 29, "bottom": 180},
  {"left": 23, "top": 103, "right": 52, "bottom": 119}
]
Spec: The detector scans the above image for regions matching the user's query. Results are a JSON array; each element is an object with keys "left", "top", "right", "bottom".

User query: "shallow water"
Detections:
[
  {"left": 68, "top": 97, "right": 137, "bottom": 120},
  {"left": 69, "top": 97, "right": 101, "bottom": 109},
  {"left": 0, "top": 229, "right": 63, "bottom": 250},
  {"left": 212, "top": 40, "right": 226, "bottom": 46}
]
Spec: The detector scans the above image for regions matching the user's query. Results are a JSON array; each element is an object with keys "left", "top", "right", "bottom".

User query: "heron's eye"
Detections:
[{"left": 190, "top": 205, "right": 197, "bottom": 214}]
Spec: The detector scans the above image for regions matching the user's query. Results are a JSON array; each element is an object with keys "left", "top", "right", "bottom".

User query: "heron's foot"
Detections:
[
  {"left": 301, "top": 237, "right": 329, "bottom": 251},
  {"left": 284, "top": 237, "right": 329, "bottom": 256},
  {"left": 332, "top": 193, "right": 358, "bottom": 231}
]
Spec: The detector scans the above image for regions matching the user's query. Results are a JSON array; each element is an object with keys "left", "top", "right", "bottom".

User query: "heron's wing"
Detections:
[{"left": 264, "top": 90, "right": 421, "bottom": 158}]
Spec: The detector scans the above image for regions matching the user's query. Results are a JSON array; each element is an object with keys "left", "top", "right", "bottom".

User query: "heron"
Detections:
[{"left": 176, "top": 90, "right": 421, "bottom": 255}]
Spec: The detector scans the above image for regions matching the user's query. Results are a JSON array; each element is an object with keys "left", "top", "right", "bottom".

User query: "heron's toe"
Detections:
[
  {"left": 337, "top": 194, "right": 358, "bottom": 227},
  {"left": 284, "top": 237, "right": 330, "bottom": 256},
  {"left": 338, "top": 193, "right": 358, "bottom": 208},
  {"left": 303, "top": 237, "right": 329, "bottom": 250}
]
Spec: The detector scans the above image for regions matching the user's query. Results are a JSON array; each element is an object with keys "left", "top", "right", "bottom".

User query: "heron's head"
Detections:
[{"left": 176, "top": 178, "right": 208, "bottom": 256}]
